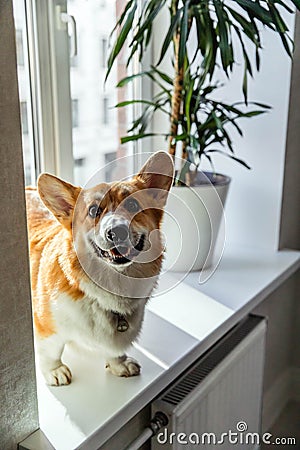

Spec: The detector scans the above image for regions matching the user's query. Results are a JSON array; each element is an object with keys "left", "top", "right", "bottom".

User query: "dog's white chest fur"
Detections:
[{"left": 50, "top": 291, "right": 146, "bottom": 355}]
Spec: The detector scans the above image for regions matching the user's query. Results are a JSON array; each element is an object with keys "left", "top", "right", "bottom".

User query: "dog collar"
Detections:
[{"left": 112, "top": 312, "right": 129, "bottom": 332}]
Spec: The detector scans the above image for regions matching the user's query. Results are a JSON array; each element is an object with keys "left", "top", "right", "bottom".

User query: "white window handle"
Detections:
[
  {"left": 60, "top": 12, "right": 77, "bottom": 58},
  {"left": 56, "top": 6, "right": 78, "bottom": 58}
]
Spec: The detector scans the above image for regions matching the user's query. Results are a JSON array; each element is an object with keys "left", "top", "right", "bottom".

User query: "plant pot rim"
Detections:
[{"left": 174, "top": 171, "right": 231, "bottom": 188}]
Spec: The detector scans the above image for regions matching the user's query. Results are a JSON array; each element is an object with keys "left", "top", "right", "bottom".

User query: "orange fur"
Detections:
[
  {"left": 26, "top": 188, "right": 85, "bottom": 338},
  {"left": 25, "top": 175, "right": 169, "bottom": 338},
  {"left": 25, "top": 152, "right": 174, "bottom": 384}
]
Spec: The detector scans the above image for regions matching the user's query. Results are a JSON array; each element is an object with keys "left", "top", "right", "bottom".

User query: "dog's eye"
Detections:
[
  {"left": 88, "top": 204, "right": 101, "bottom": 219},
  {"left": 124, "top": 198, "right": 140, "bottom": 213}
]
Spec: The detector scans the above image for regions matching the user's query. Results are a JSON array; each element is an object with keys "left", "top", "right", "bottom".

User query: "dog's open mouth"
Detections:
[{"left": 90, "top": 234, "right": 145, "bottom": 265}]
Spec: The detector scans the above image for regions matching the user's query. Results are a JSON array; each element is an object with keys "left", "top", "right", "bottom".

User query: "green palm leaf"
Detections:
[{"left": 106, "top": 1, "right": 137, "bottom": 81}]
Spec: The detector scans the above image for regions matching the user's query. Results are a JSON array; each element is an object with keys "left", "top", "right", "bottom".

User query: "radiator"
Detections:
[{"left": 151, "top": 315, "right": 267, "bottom": 450}]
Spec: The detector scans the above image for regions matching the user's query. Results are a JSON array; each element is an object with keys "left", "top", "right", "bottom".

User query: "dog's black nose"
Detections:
[{"left": 106, "top": 224, "right": 129, "bottom": 243}]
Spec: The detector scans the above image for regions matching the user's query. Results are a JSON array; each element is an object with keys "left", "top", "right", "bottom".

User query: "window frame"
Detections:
[
  {"left": 26, "top": 0, "right": 74, "bottom": 182},
  {"left": 25, "top": 0, "right": 152, "bottom": 185}
]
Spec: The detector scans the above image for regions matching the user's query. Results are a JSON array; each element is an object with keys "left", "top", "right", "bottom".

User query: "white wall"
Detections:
[
  {"left": 152, "top": 7, "right": 296, "bottom": 252},
  {"left": 209, "top": 11, "right": 295, "bottom": 251}
]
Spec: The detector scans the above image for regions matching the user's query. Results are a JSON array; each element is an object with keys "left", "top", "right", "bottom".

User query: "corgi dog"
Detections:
[{"left": 26, "top": 152, "right": 174, "bottom": 386}]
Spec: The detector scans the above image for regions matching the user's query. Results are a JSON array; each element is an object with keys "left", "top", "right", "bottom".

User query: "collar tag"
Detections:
[{"left": 113, "top": 312, "right": 129, "bottom": 332}]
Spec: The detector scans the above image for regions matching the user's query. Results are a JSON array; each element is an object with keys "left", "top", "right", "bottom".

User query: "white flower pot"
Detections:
[{"left": 162, "top": 173, "right": 231, "bottom": 272}]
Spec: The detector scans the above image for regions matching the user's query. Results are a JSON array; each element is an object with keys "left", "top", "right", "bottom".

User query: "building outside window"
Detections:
[{"left": 13, "top": 0, "right": 133, "bottom": 188}]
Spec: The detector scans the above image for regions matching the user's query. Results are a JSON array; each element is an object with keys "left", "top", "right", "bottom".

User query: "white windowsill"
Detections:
[{"left": 21, "top": 245, "right": 300, "bottom": 450}]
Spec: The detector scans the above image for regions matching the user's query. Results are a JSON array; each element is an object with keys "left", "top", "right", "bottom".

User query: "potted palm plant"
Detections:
[{"left": 106, "top": 0, "right": 299, "bottom": 271}]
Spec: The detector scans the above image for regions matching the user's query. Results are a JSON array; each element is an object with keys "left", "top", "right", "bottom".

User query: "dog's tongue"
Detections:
[{"left": 110, "top": 246, "right": 129, "bottom": 257}]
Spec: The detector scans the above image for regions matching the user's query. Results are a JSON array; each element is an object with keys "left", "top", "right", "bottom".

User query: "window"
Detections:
[
  {"left": 100, "top": 37, "right": 108, "bottom": 68},
  {"left": 102, "top": 96, "right": 109, "bottom": 125},
  {"left": 74, "top": 157, "right": 85, "bottom": 167},
  {"left": 104, "top": 151, "right": 117, "bottom": 182},
  {"left": 13, "top": 0, "right": 38, "bottom": 186},
  {"left": 13, "top": 0, "right": 135, "bottom": 188},
  {"left": 67, "top": 0, "right": 133, "bottom": 186},
  {"left": 71, "top": 98, "right": 79, "bottom": 128}
]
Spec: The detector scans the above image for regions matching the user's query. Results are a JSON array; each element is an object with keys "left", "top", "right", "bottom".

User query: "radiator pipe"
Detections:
[{"left": 124, "top": 411, "right": 169, "bottom": 450}]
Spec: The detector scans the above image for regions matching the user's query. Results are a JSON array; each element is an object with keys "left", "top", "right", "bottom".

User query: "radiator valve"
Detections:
[{"left": 150, "top": 411, "right": 169, "bottom": 435}]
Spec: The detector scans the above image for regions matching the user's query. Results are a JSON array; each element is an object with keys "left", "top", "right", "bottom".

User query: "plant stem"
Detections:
[
  {"left": 168, "top": 0, "right": 183, "bottom": 159},
  {"left": 182, "top": 139, "right": 188, "bottom": 160}
]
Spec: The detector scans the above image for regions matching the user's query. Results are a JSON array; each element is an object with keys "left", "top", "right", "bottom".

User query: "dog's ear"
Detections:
[
  {"left": 135, "top": 152, "right": 174, "bottom": 205},
  {"left": 38, "top": 173, "right": 81, "bottom": 228}
]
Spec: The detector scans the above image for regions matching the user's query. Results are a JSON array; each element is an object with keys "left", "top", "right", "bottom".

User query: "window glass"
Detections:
[
  {"left": 13, "top": 0, "right": 37, "bottom": 186},
  {"left": 71, "top": 99, "right": 79, "bottom": 128},
  {"left": 104, "top": 151, "right": 117, "bottom": 182},
  {"left": 68, "top": 0, "right": 132, "bottom": 187},
  {"left": 100, "top": 37, "right": 108, "bottom": 69},
  {"left": 102, "top": 97, "right": 109, "bottom": 125},
  {"left": 13, "top": 0, "right": 134, "bottom": 188}
]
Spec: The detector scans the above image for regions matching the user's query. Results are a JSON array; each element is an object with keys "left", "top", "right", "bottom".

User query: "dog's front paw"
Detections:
[
  {"left": 44, "top": 364, "right": 72, "bottom": 386},
  {"left": 106, "top": 355, "right": 141, "bottom": 377}
]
